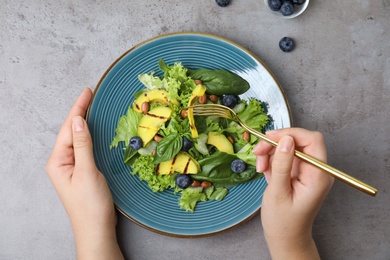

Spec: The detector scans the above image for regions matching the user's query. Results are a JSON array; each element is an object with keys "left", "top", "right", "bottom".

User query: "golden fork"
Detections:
[{"left": 190, "top": 104, "right": 378, "bottom": 196}]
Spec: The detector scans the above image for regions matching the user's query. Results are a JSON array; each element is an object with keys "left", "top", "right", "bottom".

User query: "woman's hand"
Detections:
[
  {"left": 253, "top": 128, "right": 334, "bottom": 260},
  {"left": 46, "top": 88, "right": 123, "bottom": 260}
]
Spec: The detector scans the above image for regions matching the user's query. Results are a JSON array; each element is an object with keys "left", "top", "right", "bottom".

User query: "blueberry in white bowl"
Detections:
[{"left": 265, "top": 0, "right": 309, "bottom": 19}]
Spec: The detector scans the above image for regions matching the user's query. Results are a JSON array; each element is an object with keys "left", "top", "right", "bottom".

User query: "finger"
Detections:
[
  {"left": 259, "top": 158, "right": 272, "bottom": 183},
  {"left": 268, "top": 135, "right": 295, "bottom": 196},
  {"left": 256, "top": 152, "right": 273, "bottom": 172},
  {"left": 252, "top": 138, "right": 274, "bottom": 156},
  {"left": 256, "top": 155, "right": 264, "bottom": 172},
  {"left": 72, "top": 116, "right": 96, "bottom": 174},
  {"left": 53, "top": 88, "right": 93, "bottom": 154},
  {"left": 253, "top": 138, "right": 276, "bottom": 182},
  {"left": 266, "top": 128, "right": 327, "bottom": 162},
  {"left": 46, "top": 88, "right": 93, "bottom": 180}
]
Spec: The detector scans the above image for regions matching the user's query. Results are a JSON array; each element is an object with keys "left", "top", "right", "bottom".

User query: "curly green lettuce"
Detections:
[
  {"left": 131, "top": 155, "right": 176, "bottom": 192},
  {"left": 237, "top": 98, "right": 269, "bottom": 130},
  {"left": 179, "top": 186, "right": 229, "bottom": 212},
  {"left": 179, "top": 187, "right": 207, "bottom": 212}
]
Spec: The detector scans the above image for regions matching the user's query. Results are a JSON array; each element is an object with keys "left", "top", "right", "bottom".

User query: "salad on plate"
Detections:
[{"left": 110, "top": 59, "right": 271, "bottom": 212}]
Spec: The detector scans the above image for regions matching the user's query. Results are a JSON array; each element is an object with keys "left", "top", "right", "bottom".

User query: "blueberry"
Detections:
[
  {"left": 279, "top": 37, "right": 295, "bottom": 52},
  {"left": 215, "top": 0, "right": 230, "bottom": 7},
  {"left": 181, "top": 136, "right": 193, "bottom": 151},
  {"left": 176, "top": 174, "right": 192, "bottom": 189},
  {"left": 231, "top": 159, "right": 246, "bottom": 173},
  {"left": 268, "top": 0, "right": 282, "bottom": 11},
  {"left": 292, "top": 0, "right": 306, "bottom": 5},
  {"left": 222, "top": 94, "right": 238, "bottom": 108},
  {"left": 129, "top": 136, "right": 143, "bottom": 150},
  {"left": 280, "top": 1, "right": 294, "bottom": 16}
]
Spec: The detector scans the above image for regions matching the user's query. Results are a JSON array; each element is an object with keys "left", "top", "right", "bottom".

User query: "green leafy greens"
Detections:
[
  {"left": 110, "top": 107, "right": 142, "bottom": 149},
  {"left": 193, "top": 151, "right": 262, "bottom": 188},
  {"left": 187, "top": 68, "right": 250, "bottom": 95},
  {"left": 237, "top": 98, "right": 269, "bottom": 130},
  {"left": 131, "top": 155, "right": 176, "bottom": 192},
  {"left": 153, "top": 132, "right": 183, "bottom": 164},
  {"left": 111, "top": 59, "right": 270, "bottom": 212}
]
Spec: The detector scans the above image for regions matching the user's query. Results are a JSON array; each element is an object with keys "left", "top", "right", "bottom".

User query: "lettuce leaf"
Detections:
[
  {"left": 138, "top": 72, "right": 181, "bottom": 102},
  {"left": 159, "top": 58, "right": 188, "bottom": 84},
  {"left": 194, "top": 117, "right": 223, "bottom": 135},
  {"left": 110, "top": 107, "right": 142, "bottom": 149},
  {"left": 237, "top": 98, "right": 269, "bottom": 130},
  {"left": 223, "top": 121, "right": 245, "bottom": 135},
  {"left": 138, "top": 72, "right": 165, "bottom": 90},
  {"left": 131, "top": 155, "right": 176, "bottom": 192},
  {"left": 179, "top": 187, "right": 207, "bottom": 212},
  {"left": 208, "top": 187, "right": 228, "bottom": 201},
  {"left": 158, "top": 113, "right": 190, "bottom": 137},
  {"left": 164, "top": 77, "right": 181, "bottom": 102},
  {"left": 236, "top": 143, "right": 257, "bottom": 166},
  {"left": 158, "top": 59, "right": 196, "bottom": 106},
  {"left": 179, "top": 185, "right": 228, "bottom": 212}
]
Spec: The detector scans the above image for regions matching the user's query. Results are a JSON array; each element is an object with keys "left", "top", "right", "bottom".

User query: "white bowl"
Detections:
[{"left": 264, "top": 0, "right": 309, "bottom": 19}]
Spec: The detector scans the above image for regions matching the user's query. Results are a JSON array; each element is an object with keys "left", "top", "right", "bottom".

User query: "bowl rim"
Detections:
[{"left": 264, "top": 0, "right": 309, "bottom": 19}]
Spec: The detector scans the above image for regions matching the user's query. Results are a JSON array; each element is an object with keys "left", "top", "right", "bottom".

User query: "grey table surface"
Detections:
[{"left": 1, "top": 0, "right": 389, "bottom": 259}]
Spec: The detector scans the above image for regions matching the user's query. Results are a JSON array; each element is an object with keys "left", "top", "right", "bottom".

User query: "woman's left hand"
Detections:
[{"left": 46, "top": 88, "right": 123, "bottom": 260}]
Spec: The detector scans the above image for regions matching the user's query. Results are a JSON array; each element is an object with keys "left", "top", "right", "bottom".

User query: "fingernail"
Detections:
[
  {"left": 256, "top": 159, "right": 262, "bottom": 172},
  {"left": 72, "top": 116, "right": 84, "bottom": 132},
  {"left": 279, "top": 136, "right": 293, "bottom": 152}
]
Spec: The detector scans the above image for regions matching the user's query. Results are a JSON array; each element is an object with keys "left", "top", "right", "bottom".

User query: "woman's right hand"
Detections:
[{"left": 253, "top": 128, "right": 334, "bottom": 260}]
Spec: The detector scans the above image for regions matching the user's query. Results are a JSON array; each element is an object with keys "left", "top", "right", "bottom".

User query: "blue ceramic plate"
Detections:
[{"left": 87, "top": 32, "right": 291, "bottom": 237}]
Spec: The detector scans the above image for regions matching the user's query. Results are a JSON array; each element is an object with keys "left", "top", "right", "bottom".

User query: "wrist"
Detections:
[
  {"left": 265, "top": 232, "right": 320, "bottom": 260},
  {"left": 72, "top": 221, "right": 123, "bottom": 260}
]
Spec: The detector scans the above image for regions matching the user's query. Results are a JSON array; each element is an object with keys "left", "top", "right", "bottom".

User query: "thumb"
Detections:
[
  {"left": 269, "top": 135, "right": 295, "bottom": 195},
  {"left": 72, "top": 116, "right": 96, "bottom": 172}
]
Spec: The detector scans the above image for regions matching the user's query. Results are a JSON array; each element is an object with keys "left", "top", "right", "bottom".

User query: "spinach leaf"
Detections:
[
  {"left": 194, "top": 116, "right": 207, "bottom": 133},
  {"left": 153, "top": 132, "right": 183, "bottom": 164},
  {"left": 158, "top": 58, "right": 168, "bottom": 73},
  {"left": 188, "top": 69, "right": 250, "bottom": 95},
  {"left": 123, "top": 145, "right": 139, "bottom": 166},
  {"left": 192, "top": 151, "right": 263, "bottom": 187}
]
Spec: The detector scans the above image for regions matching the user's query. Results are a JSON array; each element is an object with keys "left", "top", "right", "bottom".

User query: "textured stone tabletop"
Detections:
[{"left": 1, "top": 0, "right": 389, "bottom": 259}]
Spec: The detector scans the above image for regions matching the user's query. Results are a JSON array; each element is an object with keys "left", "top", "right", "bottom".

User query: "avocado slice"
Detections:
[
  {"left": 156, "top": 152, "right": 200, "bottom": 175},
  {"left": 207, "top": 132, "right": 234, "bottom": 154},
  {"left": 132, "top": 89, "right": 179, "bottom": 113},
  {"left": 137, "top": 106, "right": 172, "bottom": 146}
]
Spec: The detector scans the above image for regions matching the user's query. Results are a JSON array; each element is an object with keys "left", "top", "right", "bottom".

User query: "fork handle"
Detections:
[{"left": 248, "top": 129, "right": 378, "bottom": 196}]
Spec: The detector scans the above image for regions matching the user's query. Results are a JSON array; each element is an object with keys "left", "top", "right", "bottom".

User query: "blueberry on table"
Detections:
[
  {"left": 268, "top": 0, "right": 282, "bottom": 11},
  {"left": 231, "top": 159, "right": 246, "bottom": 173},
  {"left": 129, "top": 136, "right": 143, "bottom": 150},
  {"left": 279, "top": 37, "right": 295, "bottom": 52},
  {"left": 181, "top": 136, "right": 193, "bottom": 151},
  {"left": 280, "top": 1, "right": 294, "bottom": 16},
  {"left": 292, "top": 0, "right": 306, "bottom": 5},
  {"left": 221, "top": 94, "right": 238, "bottom": 108},
  {"left": 215, "top": 0, "right": 230, "bottom": 7},
  {"left": 176, "top": 174, "right": 192, "bottom": 189}
]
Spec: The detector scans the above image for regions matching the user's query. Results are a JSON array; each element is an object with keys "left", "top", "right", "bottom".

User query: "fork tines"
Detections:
[{"left": 191, "top": 104, "right": 232, "bottom": 118}]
